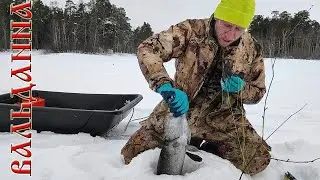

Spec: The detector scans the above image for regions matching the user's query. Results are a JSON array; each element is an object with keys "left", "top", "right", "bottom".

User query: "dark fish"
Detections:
[{"left": 156, "top": 114, "right": 191, "bottom": 175}]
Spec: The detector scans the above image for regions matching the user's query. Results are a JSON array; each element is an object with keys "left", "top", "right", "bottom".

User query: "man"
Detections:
[{"left": 121, "top": 0, "right": 271, "bottom": 175}]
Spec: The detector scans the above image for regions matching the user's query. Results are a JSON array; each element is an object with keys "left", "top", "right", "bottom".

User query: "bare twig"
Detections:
[
  {"left": 238, "top": 104, "right": 308, "bottom": 179},
  {"left": 266, "top": 103, "right": 307, "bottom": 141},
  {"left": 238, "top": 5, "right": 315, "bottom": 179},
  {"left": 262, "top": 58, "right": 276, "bottom": 139},
  {"left": 271, "top": 157, "right": 320, "bottom": 164},
  {"left": 261, "top": 3, "right": 314, "bottom": 140}
]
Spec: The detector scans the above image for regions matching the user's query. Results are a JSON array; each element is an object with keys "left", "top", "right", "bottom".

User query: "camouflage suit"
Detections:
[{"left": 121, "top": 17, "right": 271, "bottom": 175}]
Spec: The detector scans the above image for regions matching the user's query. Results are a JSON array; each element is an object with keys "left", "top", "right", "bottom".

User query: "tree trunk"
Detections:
[{"left": 1, "top": 16, "right": 8, "bottom": 50}]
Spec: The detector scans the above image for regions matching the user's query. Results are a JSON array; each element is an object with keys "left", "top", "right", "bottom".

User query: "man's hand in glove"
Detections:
[
  {"left": 156, "top": 83, "right": 189, "bottom": 117},
  {"left": 221, "top": 72, "right": 245, "bottom": 93}
]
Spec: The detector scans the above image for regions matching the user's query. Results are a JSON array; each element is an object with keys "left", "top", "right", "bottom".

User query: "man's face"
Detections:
[{"left": 214, "top": 18, "right": 246, "bottom": 47}]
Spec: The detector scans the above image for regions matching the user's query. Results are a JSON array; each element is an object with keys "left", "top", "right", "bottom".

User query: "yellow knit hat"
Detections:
[{"left": 214, "top": 0, "right": 256, "bottom": 29}]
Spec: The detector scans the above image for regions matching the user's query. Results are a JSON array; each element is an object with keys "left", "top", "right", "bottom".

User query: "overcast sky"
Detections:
[{"left": 42, "top": 0, "right": 319, "bottom": 33}]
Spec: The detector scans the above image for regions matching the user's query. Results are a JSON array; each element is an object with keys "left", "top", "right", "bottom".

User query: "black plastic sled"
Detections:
[{"left": 0, "top": 90, "right": 143, "bottom": 136}]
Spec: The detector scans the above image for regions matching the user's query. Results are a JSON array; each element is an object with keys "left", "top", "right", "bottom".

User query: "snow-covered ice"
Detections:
[{"left": 0, "top": 51, "right": 319, "bottom": 180}]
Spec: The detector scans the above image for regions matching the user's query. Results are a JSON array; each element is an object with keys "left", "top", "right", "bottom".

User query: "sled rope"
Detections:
[
  {"left": 73, "top": 113, "right": 94, "bottom": 132},
  {"left": 123, "top": 108, "right": 150, "bottom": 133},
  {"left": 124, "top": 108, "right": 135, "bottom": 132}
]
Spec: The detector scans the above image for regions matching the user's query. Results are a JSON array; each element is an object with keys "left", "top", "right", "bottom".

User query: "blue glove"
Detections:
[
  {"left": 221, "top": 73, "right": 245, "bottom": 93},
  {"left": 156, "top": 83, "right": 189, "bottom": 117}
]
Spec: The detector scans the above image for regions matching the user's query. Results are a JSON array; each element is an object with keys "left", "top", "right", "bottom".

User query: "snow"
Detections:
[{"left": 0, "top": 51, "right": 320, "bottom": 180}]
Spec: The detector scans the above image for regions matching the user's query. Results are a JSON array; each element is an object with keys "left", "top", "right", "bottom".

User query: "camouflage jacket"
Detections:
[{"left": 136, "top": 18, "right": 266, "bottom": 132}]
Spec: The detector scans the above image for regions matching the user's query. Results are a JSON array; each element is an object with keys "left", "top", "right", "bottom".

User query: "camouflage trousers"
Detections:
[{"left": 120, "top": 100, "right": 271, "bottom": 175}]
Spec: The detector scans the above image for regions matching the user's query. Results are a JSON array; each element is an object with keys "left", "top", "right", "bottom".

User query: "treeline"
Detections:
[
  {"left": 249, "top": 10, "right": 320, "bottom": 59},
  {"left": 1, "top": 1, "right": 319, "bottom": 59},
  {"left": 0, "top": 0, "right": 153, "bottom": 53}
]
